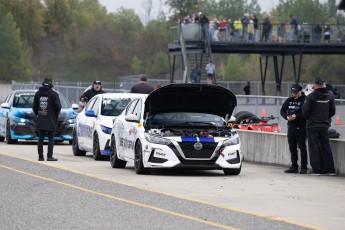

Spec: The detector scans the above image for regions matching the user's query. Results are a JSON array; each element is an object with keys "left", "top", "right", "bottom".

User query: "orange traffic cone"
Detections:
[
  {"left": 335, "top": 114, "right": 341, "bottom": 125},
  {"left": 261, "top": 108, "right": 266, "bottom": 117}
]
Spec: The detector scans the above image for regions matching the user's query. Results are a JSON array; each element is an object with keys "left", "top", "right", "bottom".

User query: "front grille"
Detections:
[
  {"left": 13, "top": 126, "right": 35, "bottom": 136},
  {"left": 178, "top": 142, "right": 218, "bottom": 159}
]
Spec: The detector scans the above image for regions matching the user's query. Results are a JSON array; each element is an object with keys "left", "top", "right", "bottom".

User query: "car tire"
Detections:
[
  {"left": 234, "top": 111, "right": 256, "bottom": 124},
  {"left": 72, "top": 130, "right": 86, "bottom": 156},
  {"left": 6, "top": 120, "right": 17, "bottom": 144},
  {"left": 0, "top": 136, "right": 5, "bottom": 142},
  {"left": 93, "top": 132, "right": 103, "bottom": 160},
  {"left": 134, "top": 141, "right": 151, "bottom": 174},
  {"left": 223, "top": 166, "right": 241, "bottom": 175},
  {"left": 110, "top": 135, "right": 127, "bottom": 168}
]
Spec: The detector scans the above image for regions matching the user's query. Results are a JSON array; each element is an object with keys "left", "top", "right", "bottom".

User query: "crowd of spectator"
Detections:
[{"left": 181, "top": 12, "right": 345, "bottom": 44}]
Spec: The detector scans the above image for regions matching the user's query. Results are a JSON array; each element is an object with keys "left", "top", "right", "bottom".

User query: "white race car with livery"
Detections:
[
  {"left": 72, "top": 93, "right": 145, "bottom": 160},
  {"left": 110, "top": 84, "right": 242, "bottom": 175}
]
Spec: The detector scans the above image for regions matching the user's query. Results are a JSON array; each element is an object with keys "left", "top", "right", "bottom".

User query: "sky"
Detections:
[{"left": 98, "top": 0, "right": 278, "bottom": 20}]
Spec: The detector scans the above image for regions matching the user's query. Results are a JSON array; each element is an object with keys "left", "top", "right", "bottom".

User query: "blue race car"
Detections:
[{"left": 0, "top": 90, "right": 78, "bottom": 144}]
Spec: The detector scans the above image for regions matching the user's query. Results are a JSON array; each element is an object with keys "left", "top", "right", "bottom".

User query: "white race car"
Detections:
[
  {"left": 110, "top": 84, "right": 242, "bottom": 175},
  {"left": 72, "top": 93, "right": 146, "bottom": 160}
]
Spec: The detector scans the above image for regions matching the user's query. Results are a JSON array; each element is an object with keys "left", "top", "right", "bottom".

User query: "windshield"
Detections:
[
  {"left": 101, "top": 98, "right": 132, "bottom": 116},
  {"left": 58, "top": 94, "right": 70, "bottom": 108},
  {"left": 146, "top": 112, "right": 225, "bottom": 126},
  {"left": 12, "top": 92, "right": 70, "bottom": 109},
  {"left": 13, "top": 93, "right": 35, "bottom": 108}
]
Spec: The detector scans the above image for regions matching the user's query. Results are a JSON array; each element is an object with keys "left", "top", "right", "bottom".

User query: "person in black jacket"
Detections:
[
  {"left": 280, "top": 84, "right": 308, "bottom": 174},
  {"left": 32, "top": 78, "right": 61, "bottom": 161},
  {"left": 130, "top": 75, "right": 154, "bottom": 94},
  {"left": 80, "top": 80, "right": 105, "bottom": 103},
  {"left": 302, "top": 77, "right": 336, "bottom": 175}
]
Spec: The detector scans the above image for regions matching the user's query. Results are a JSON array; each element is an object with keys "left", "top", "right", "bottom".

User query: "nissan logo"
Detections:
[{"left": 194, "top": 142, "right": 203, "bottom": 150}]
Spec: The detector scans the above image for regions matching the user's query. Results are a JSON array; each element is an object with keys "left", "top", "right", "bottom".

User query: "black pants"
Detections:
[
  {"left": 287, "top": 126, "right": 308, "bottom": 169},
  {"left": 307, "top": 127, "right": 335, "bottom": 173},
  {"left": 38, "top": 130, "right": 55, "bottom": 158}
]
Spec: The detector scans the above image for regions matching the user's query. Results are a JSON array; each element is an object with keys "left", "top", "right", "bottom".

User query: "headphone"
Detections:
[{"left": 42, "top": 78, "right": 54, "bottom": 88}]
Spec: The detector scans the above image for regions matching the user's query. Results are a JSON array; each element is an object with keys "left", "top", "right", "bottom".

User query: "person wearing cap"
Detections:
[
  {"left": 130, "top": 75, "right": 154, "bottom": 94},
  {"left": 302, "top": 77, "right": 336, "bottom": 175},
  {"left": 80, "top": 80, "right": 106, "bottom": 103},
  {"left": 280, "top": 83, "right": 308, "bottom": 174}
]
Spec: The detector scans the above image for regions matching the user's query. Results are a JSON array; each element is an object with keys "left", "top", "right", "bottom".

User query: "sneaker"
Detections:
[
  {"left": 299, "top": 169, "right": 308, "bottom": 174},
  {"left": 38, "top": 157, "right": 44, "bottom": 161},
  {"left": 326, "top": 172, "right": 336, "bottom": 176},
  {"left": 324, "top": 170, "right": 336, "bottom": 176},
  {"left": 284, "top": 168, "right": 298, "bottom": 173},
  {"left": 47, "top": 157, "right": 58, "bottom": 161}
]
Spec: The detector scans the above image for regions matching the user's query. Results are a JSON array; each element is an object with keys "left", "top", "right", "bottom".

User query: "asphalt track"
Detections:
[{"left": 0, "top": 141, "right": 345, "bottom": 229}]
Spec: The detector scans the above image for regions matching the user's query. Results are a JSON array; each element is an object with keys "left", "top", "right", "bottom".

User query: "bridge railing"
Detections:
[{"left": 170, "top": 22, "right": 345, "bottom": 44}]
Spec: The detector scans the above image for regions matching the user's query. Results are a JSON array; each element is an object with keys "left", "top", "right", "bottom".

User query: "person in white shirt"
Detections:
[{"left": 205, "top": 60, "right": 215, "bottom": 84}]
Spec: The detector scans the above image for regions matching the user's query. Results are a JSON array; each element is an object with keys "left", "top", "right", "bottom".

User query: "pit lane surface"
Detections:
[{"left": 0, "top": 142, "right": 344, "bottom": 229}]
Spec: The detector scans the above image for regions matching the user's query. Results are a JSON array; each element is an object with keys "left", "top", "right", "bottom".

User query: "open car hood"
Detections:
[{"left": 144, "top": 84, "right": 237, "bottom": 118}]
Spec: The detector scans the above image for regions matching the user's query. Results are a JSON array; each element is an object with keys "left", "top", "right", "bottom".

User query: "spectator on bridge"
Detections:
[
  {"left": 233, "top": 17, "right": 242, "bottom": 42},
  {"left": 130, "top": 75, "right": 154, "bottom": 94},
  {"left": 280, "top": 84, "right": 308, "bottom": 174},
  {"left": 248, "top": 16, "right": 255, "bottom": 42},
  {"left": 219, "top": 19, "right": 227, "bottom": 41},
  {"left": 302, "top": 77, "right": 336, "bottom": 175},
  {"left": 290, "top": 15, "right": 299, "bottom": 42},
  {"left": 252, "top": 14, "right": 259, "bottom": 42},
  {"left": 302, "top": 22, "right": 312, "bottom": 43},
  {"left": 277, "top": 23, "right": 286, "bottom": 42},
  {"left": 285, "top": 21, "right": 292, "bottom": 42},
  {"left": 205, "top": 60, "right": 216, "bottom": 84},
  {"left": 241, "top": 12, "right": 250, "bottom": 42},
  {"left": 226, "top": 19, "right": 234, "bottom": 41},
  {"left": 324, "top": 24, "right": 331, "bottom": 43},
  {"left": 313, "top": 24, "right": 322, "bottom": 44},
  {"left": 191, "top": 63, "right": 201, "bottom": 83},
  {"left": 80, "top": 81, "right": 105, "bottom": 103},
  {"left": 261, "top": 15, "right": 272, "bottom": 42}
]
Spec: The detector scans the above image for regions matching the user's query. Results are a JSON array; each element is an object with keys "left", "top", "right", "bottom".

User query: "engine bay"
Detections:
[{"left": 147, "top": 127, "right": 235, "bottom": 138}]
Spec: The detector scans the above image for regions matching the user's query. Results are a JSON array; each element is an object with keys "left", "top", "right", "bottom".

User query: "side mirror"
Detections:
[
  {"left": 85, "top": 110, "right": 96, "bottom": 117},
  {"left": 125, "top": 114, "right": 139, "bottom": 122},
  {"left": 0, "top": 103, "right": 10, "bottom": 109},
  {"left": 71, "top": 103, "right": 79, "bottom": 110}
]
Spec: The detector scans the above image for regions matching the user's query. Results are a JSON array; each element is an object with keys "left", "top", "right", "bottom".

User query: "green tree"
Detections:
[
  {"left": 0, "top": 13, "right": 32, "bottom": 81},
  {"left": 44, "top": 0, "right": 72, "bottom": 37},
  {"left": 165, "top": 0, "right": 200, "bottom": 23},
  {"left": 275, "top": 0, "right": 327, "bottom": 24},
  {"left": 223, "top": 54, "right": 244, "bottom": 81},
  {"left": 111, "top": 8, "right": 144, "bottom": 38}
]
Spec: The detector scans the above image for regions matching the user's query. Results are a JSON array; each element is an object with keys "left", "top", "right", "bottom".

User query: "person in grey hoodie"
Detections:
[{"left": 302, "top": 77, "right": 336, "bottom": 175}]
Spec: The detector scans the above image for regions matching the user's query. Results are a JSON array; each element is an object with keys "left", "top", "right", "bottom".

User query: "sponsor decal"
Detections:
[
  {"left": 154, "top": 151, "right": 166, "bottom": 157},
  {"left": 119, "top": 137, "right": 135, "bottom": 150},
  {"left": 181, "top": 136, "right": 215, "bottom": 143},
  {"left": 181, "top": 137, "right": 197, "bottom": 142},
  {"left": 129, "top": 127, "right": 137, "bottom": 135}
]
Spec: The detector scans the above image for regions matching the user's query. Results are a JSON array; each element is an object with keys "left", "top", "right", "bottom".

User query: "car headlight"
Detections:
[
  {"left": 100, "top": 125, "right": 112, "bottom": 134},
  {"left": 11, "top": 115, "right": 28, "bottom": 125},
  {"left": 67, "top": 118, "right": 75, "bottom": 124},
  {"left": 222, "top": 136, "right": 239, "bottom": 146},
  {"left": 144, "top": 133, "right": 171, "bottom": 145}
]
